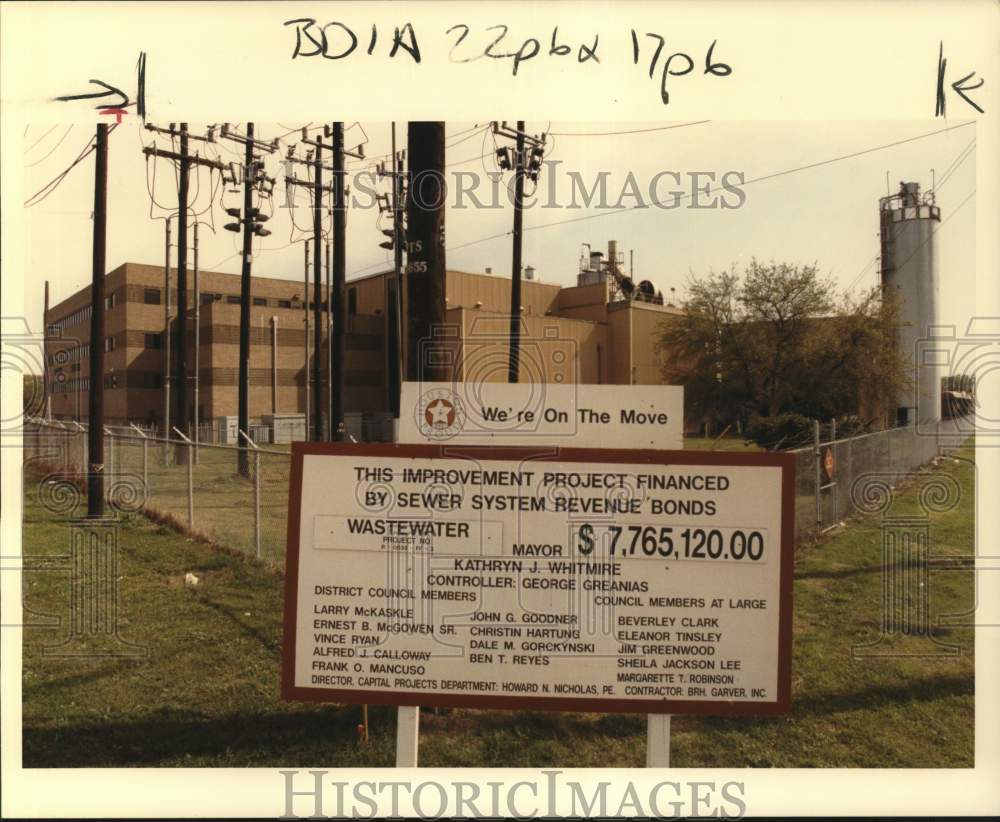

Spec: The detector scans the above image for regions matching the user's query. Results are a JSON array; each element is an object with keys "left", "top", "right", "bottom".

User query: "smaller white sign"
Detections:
[{"left": 398, "top": 382, "right": 682, "bottom": 449}]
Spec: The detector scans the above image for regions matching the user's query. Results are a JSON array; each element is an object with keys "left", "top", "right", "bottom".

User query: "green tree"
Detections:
[{"left": 657, "top": 259, "right": 908, "bottom": 429}]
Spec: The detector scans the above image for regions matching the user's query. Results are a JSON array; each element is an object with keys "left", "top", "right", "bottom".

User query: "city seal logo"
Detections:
[{"left": 416, "top": 389, "right": 465, "bottom": 440}]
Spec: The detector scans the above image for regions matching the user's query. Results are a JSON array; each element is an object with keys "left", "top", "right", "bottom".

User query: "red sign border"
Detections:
[{"left": 282, "top": 443, "right": 795, "bottom": 716}]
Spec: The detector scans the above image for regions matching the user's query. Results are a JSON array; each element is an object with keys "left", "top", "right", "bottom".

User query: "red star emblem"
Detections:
[{"left": 425, "top": 399, "right": 455, "bottom": 428}]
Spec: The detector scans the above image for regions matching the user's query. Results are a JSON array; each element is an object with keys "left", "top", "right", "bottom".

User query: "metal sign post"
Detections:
[
  {"left": 239, "top": 430, "right": 262, "bottom": 559},
  {"left": 172, "top": 427, "right": 194, "bottom": 526},
  {"left": 646, "top": 714, "right": 671, "bottom": 767},
  {"left": 395, "top": 705, "right": 419, "bottom": 767}
]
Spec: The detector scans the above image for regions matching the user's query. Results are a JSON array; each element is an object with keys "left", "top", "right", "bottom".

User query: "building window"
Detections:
[
  {"left": 348, "top": 287, "right": 357, "bottom": 316},
  {"left": 105, "top": 292, "right": 118, "bottom": 310},
  {"left": 227, "top": 295, "right": 241, "bottom": 305},
  {"left": 144, "top": 288, "right": 161, "bottom": 305},
  {"left": 253, "top": 297, "right": 267, "bottom": 306},
  {"left": 278, "top": 299, "right": 292, "bottom": 309},
  {"left": 104, "top": 336, "right": 116, "bottom": 353},
  {"left": 144, "top": 332, "right": 162, "bottom": 349}
]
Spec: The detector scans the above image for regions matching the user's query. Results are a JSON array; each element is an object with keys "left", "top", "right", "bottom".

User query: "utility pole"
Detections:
[
  {"left": 270, "top": 315, "right": 278, "bottom": 414},
  {"left": 176, "top": 123, "right": 190, "bottom": 451},
  {"left": 87, "top": 123, "right": 108, "bottom": 517},
  {"left": 237, "top": 124, "right": 254, "bottom": 474},
  {"left": 220, "top": 123, "right": 276, "bottom": 474},
  {"left": 163, "top": 216, "right": 171, "bottom": 452},
  {"left": 286, "top": 131, "right": 331, "bottom": 441},
  {"left": 491, "top": 121, "right": 547, "bottom": 383},
  {"left": 290, "top": 126, "right": 363, "bottom": 440},
  {"left": 325, "top": 239, "right": 332, "bottom": 440},
  {"left": 193, "top": 220, "right": 200, "bottom": 462},
  {"left": 376, "top": 124, "right": 406, "bottom": 418},
  {"left": 508, "top": 121, "right": 525, "bottom": 384},
  {"left": 143, "top": 123, "right": 222, "bottom": 455},
  {"left": 42, "top": 280, "right": 50, "bottom": 419},
  {"left": 391, "top": 130, "right": 405, "bottom": 416},
  {"left": 304, "top": 239, "right": 310, "bottom": 437},
  {"left": 405, "top": 122, "right": 447, "bottom": 383},
  {"left": 312, "top": 135, "right": 324, "bottom": 441},
  {"left": 329, "top": 122, "right": 347, "bottom": 442}
]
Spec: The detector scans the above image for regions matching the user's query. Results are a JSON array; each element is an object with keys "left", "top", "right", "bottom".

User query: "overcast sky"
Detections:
[{"left": 24, "top": 120, "right": 976, "bottom": 332}]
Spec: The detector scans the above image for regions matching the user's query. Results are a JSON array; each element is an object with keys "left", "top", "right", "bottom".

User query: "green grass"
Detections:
[
  {"left": 21, "top": 446, "right": 974, "bottom": 767},
  {"left": 108, "top": 440, "right": 291, "bottom": 566}
]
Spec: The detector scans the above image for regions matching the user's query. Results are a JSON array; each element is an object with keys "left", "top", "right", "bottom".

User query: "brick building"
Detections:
[
  {"left": 44, "top": 262, "right": 386, "bottom": 430},
  {"left": 44, "top": 248, "right": 685, "bottom": 433}
]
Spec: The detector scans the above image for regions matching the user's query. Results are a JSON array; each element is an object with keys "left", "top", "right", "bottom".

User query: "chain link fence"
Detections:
[
  {"left": 23, "top": 418, "right": 292, "bottom": 569},
  {"left": 23, "top": 414, "right": 972, "bottom": 568},
  {"left": 791, "top": 417, "right": 971, "bottom": 541}
]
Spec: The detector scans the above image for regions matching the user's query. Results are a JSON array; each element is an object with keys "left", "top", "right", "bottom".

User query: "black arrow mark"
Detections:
[
  {"left": 54, "top": 79, "right": 129, "bottom": 109},
  {"left": 951, "top": 70, "right": 985, "bottom": 114},
  {"left": 936, "top": 41, "right": 985, "bottom": 117}
]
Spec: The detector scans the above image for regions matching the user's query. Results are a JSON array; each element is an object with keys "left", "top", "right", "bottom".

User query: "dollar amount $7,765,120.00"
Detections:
[{"left": 576, "top": 524, "right": 765, "bottom": 561}]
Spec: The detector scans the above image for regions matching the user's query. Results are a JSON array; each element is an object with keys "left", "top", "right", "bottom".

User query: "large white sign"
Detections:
[
  {"left": 398, "top": 382, "right": 683, "bottom": 449},
  {"left": 283, "top": 444, "right": 794, "bottom": 715}
]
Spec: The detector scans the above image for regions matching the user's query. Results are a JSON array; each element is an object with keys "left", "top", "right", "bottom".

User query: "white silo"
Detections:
[{"left": 879, "top": 181, "right": 942, "bottom": 425}]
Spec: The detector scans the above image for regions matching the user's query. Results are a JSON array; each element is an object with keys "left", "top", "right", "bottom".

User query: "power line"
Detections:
[
  {"left": 24, "top": 124, "right": 59, "bottom": 154},
  {"left": 446, "top": 125, "right": 489, "bottom": 150},
  {"left": 935, "top": 140, "right": 975, "bottom": 193},
  {"left": 524, "top": 120, "right": 978, "bottom": 235},
  {"left": 436, "top": 121, "right": 977, "bottom": 261},
  {"left": 276, "top": 122, "right": 314, "bottom": 139},
  {"left": 25, "top": 125, "right": 74, "bottom": 168},
  {"left": 935, "top": 137, "right": 976, "bottom": 186},
  {"left": 845, "top": 253, "right": 880, "bottom": 293},
  {"left": 548, "top": 121, "right": 711, "bottom": 137},
  {"left": 24, "top": 133, "right": 99, "bottom": 207},
  {"left": 891, "top": 187, "right": 976, "bottom": 274}
]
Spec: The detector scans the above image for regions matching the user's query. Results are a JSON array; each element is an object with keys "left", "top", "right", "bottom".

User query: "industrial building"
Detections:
[
  {"left": 879, "top": 181, "right": 943, "bottom": 425},
  {"left": 43, "top": 242, "right": 686, "bottom": 438},
  {"left": 43, "top": 176, "right": 952, "bottom": 441}
]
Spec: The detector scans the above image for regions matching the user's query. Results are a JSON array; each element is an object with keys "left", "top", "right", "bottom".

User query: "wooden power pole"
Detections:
[
  {"left": 405, "top": 122, "right": 447, "bottom": 383},
  {"left": 87, "top": 123, "right": 108, "bottom": 517},
  {"left": 237, "top": 123, "right": 255, "bottom": 474},
  {"left": 508, "top": 121, "right": 525, "bottom": 384},
  {"left": 491, "top": 122, "right": 547, "bottom": 384},
  {"left": 142, "top": 123, "right": 223, "bottom": 455},
  {"left": 330, "top": 122, "right": 347, "bottom": 441},
  {"left": 175, "top": 123, "right": 190, "bottom": 447}
]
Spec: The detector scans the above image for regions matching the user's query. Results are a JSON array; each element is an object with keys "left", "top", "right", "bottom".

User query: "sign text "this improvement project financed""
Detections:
[{"left": 282, "top": 444, "right": 794, "bottom": 715}]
